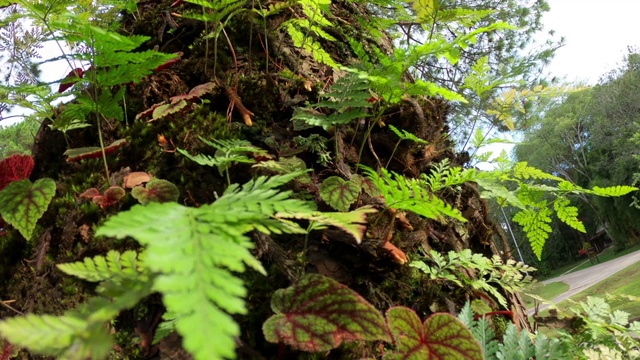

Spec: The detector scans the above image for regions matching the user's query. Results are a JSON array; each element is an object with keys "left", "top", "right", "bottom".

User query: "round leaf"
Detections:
[
  {"left": 263, "top": 274, "right": 390, "bottom": 352},
  {"left": 0, "top": 178, "right": 56, "bottom": 240},
  {"left": 319, "top": 176, "right": 361, "bottom": 212}
]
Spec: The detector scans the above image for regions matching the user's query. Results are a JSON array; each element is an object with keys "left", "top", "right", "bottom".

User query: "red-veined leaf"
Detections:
[
  {"left": 0, "top": 178, "right": 56, "bottom": 240},
  {"left": 263, "top": 274, "right": 390, "bottom": 352},
  {"left": 319, "top": 176, "right": 361, "bottom": 212},
  {"left": 64, "top": 139, "right": 127, "bottom": 163},
  {"left": 131, "top": 179, "right": 179, "bottom": 205},
  {"left": 384, "top": 307, "right": 482, "bottom": 360}
]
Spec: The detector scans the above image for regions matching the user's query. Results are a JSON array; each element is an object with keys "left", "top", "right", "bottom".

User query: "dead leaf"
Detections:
[
  {"left": 123, "top": 172, "right": 153, "bottom": 188},
  {"left": 395, "top": 211, "right": 414, "bottom": 231},
  {"left": 382, "top": 241, "right": 407, "bottom": 265}
]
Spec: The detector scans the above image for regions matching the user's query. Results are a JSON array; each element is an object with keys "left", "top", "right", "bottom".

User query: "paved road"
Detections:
[{"left": 527, "top": 249, "right": 640, "bottom": 314}]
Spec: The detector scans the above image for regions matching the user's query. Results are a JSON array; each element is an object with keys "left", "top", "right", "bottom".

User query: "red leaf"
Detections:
[
  {"left": 384, "top": 307, "right": 483, "bottom": 360},
  {"left": 262, "top": 274, "right": 390, "bottom": 352},
  {"left": 79, "top": 188, "right": 101, "bottom": 199},
  {"left": 91, "top": 186, "right": 125, "bottom": 209},
  {"left": 64, "top": 139, "right": 127, "bottom": 163},
  {"left": 0, "top": 154, "right": 34, "bottom": 191},
  {"left": 58, "top": 68, "right": 84, "bottom": 93}
]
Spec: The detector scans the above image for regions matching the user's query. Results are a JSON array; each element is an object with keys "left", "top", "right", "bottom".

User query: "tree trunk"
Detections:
[{"left": 3, "top": 0, "right": 530, "bottom": 357}]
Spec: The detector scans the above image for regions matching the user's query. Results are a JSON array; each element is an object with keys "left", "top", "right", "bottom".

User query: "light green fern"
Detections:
[
  {"left": 178, "top": 137, "right": 269, "bottom": 183},
  {"left": 553, "top": 197, "right": 586, "bottom": 233},
  {"left": 56, "top": 250, "right": 145, "bottom": 282},
  {"left": 360, "top": 165, "right": 466, "bottom": 222},
  {"left": 512, "top": 205, "right": 553, "bottom": 260},
  {"left": 411, "top": 250, "right": 533, "bottom": 308}
]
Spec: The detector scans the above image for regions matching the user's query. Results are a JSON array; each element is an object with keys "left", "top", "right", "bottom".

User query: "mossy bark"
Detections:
[{"left": 1, "top": 0, "right": 529, "bottom": 358}]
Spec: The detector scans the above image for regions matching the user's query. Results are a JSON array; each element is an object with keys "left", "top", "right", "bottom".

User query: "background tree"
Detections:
[{"left": 516, "top": 51, "right": 640, "bottom": 249}]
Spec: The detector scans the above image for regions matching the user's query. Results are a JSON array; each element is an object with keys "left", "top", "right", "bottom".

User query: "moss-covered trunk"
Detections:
[{"left": 1, "top": 0, "right": 530, "bottom": 357}]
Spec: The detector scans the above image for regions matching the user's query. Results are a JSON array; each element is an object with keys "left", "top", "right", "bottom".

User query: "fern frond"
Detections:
[
  {"left": 589, "top": 185, "right": 637, "bottom": 197},
  {"left": 178, "top": 138, "right": 267, "bottom": 176},
  {"left": 512, "top": 206, "right": 553, "bottom": 260},
  {"left": 0, "top": 280, "right": 153, "bottom": 359},
  {"left": 95, "top": 173, "right": 359, "bottom": 360},
  {"left": 362, "top": 166, "right": 465, "bottom": 222},
  {"left": 57, "top": 250, "right": 145, "bottom": 282},
  {"left": 554, "top": 197, "right": 586, "bottom": 233},
  {"left": 512, "top": 162, "right": 563, "bottom": 181}
]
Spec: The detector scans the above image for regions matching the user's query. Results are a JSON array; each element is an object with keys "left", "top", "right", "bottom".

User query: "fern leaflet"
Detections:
[{"left": 361, "top": 165, "right": 465, "bottom": 222}]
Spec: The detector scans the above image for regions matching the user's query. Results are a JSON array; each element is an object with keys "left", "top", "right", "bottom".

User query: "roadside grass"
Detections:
[
  {"left": 540, "top": 243, "right": 640, "bottom": 280},
  {"left": 559, "top": 260, "right": 640, "bottom": 319},
  {"left": 534, "top": 261, "right": 640, "bottom": 321},
  {"left": 521, "top": 281, "right": 569, "bottom": 309}
]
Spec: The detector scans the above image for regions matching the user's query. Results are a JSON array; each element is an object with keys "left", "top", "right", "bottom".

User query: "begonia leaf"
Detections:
[
  {"left": 384, "top": 307, "right": 482, "bottom": 360},
  {"left": 64, "top": 139, "right": 127, "bottom": 163},
  {"left": 319, "top": 176, "right": 361, "bottom": 212},
  {"left": 263, "top": 274, "right": 390, "bottom": 352},
  {"left": 131, "top": 179, "right": 179, "bottom": 205},
  {"left": 0, "top": 178, "right": 56, "bottom": 240}
]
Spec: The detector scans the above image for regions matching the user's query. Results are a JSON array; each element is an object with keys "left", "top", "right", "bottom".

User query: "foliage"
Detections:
[
  {"left": 516, "top": 52, "right": 640, "bottom": 249},
  {"left": 0, "top": 0, "right": 637, "bottom": 358},
  {"left": 361, "top": 165, "right": 466, "bottom": 222},
  {"left": 130, "top": 179, "right": 180, "bottom": 205},
  {"left": 0, "top": 173, "right": 375, "bottom": 359},
  {"left": 0, "top": 153, "right": 33, "bottom": 189},
  {"left": 457, "top": 302, "right": 568, "bottom": 359},
  {"left": 0, "top": 178, "right": 55, "bottom": 239},
  {"left": 263, "top": 274, "right": 391, "bottom": 352},
  {"left": 385, "top": 307, "right": 482, "bottom": 360},
  {"left": 410, "top": 249, "right": 533, "bottom": 308},
  {"left": 319, "top": 175, "right": 362, "bottom": 212},
  {"left": 0, "top": 118, "right": 39, "bottom": 158}
]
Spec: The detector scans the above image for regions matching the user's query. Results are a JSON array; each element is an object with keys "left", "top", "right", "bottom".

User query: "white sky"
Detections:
[{"left": 542, "top": 0, "right": 640, "bottom": 84}]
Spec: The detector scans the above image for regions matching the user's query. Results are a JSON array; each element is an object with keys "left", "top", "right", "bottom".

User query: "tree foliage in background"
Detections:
[{"left": 516, "top": 51, "right": 640, "bottom": 249}]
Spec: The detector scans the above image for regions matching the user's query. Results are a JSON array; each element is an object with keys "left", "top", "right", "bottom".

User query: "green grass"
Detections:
[
  {"left": 534, "top": 261, "right": 640, "bottom": 323},
  {"left": 559, "top": 261, "right": 640, "bottom": 319},
  {"left": 521, "top": 281, "right": 569, "bottom": 309}
]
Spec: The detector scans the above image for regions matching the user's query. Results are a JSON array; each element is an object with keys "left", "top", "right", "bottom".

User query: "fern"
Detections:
[
  {"left": 282, "top": 0, "right": 338, "bottom": 68},
  {"left": 411, "top": 250, "right": 533, "bottom": 309},
  {"left": 589, "top": 185, "right": 637, "bottom": 197},
  {"left": 554, "top": 197, "right": 586, "bottom": 233},
  {"left": 0, "top": 274, "right": 153, "bottom": 359},
  {"left": 291, "top": 72, "right": 373, "bottom": 129},
  {"left": 93, "top": 172, "right": 366, "bottom": 359},
  {"left": 178, "top": 137, "right": 268, "bottom": 178},
  {"left": 361, "top": 165, "right": 465, "bottom": 222},
  {"left": 57, "top": 249, "right": 145, "bottom": 282},
  {"left": 512, "top": 205, "right": 553, "bottom": 260}
]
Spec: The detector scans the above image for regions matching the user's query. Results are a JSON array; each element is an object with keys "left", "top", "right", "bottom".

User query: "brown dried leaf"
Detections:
[
  {"left": 123, "top": 172, "right": 153, "bottom": 188},
  {"left": 382, "top": 241, "right": 407, "bottom": 265}
]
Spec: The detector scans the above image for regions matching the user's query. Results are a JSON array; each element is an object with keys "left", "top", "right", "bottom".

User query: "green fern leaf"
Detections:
[
  {"left": 57, "top": 250, "right": 145, "bottom": 282},
  {"left": 589, "top": 185, "right": 637, "bottom": 197},
  {"left": 512, "top": 206, "right": 553, "bottom": 260},
  {"left": 277, "top": 206, "right": 377, "bottom": 244},
  {"left": 361, "top": 166, "right": 465, "bottom": 222},
  {"left": 95, "top": 173, "right": 322, "bottom": 360},
  {"left": 178, "top": 138, "right": 267, "bottom": 176},
  {"left": 512, "top": 162, "right": 563, "bottom": 181},
  {"left": 554, "top": 197, "right": 586, "bottom": 233}
]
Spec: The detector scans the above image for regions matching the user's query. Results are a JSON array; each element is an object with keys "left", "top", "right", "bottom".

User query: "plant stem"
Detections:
[{"left": 357, "top": 110, "right": 384, "bottom": 168}]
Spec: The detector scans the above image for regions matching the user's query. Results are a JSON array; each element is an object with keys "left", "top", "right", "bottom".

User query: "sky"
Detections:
[{"left": 541, "top": 0, "right": 640, "bottom": 84}]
